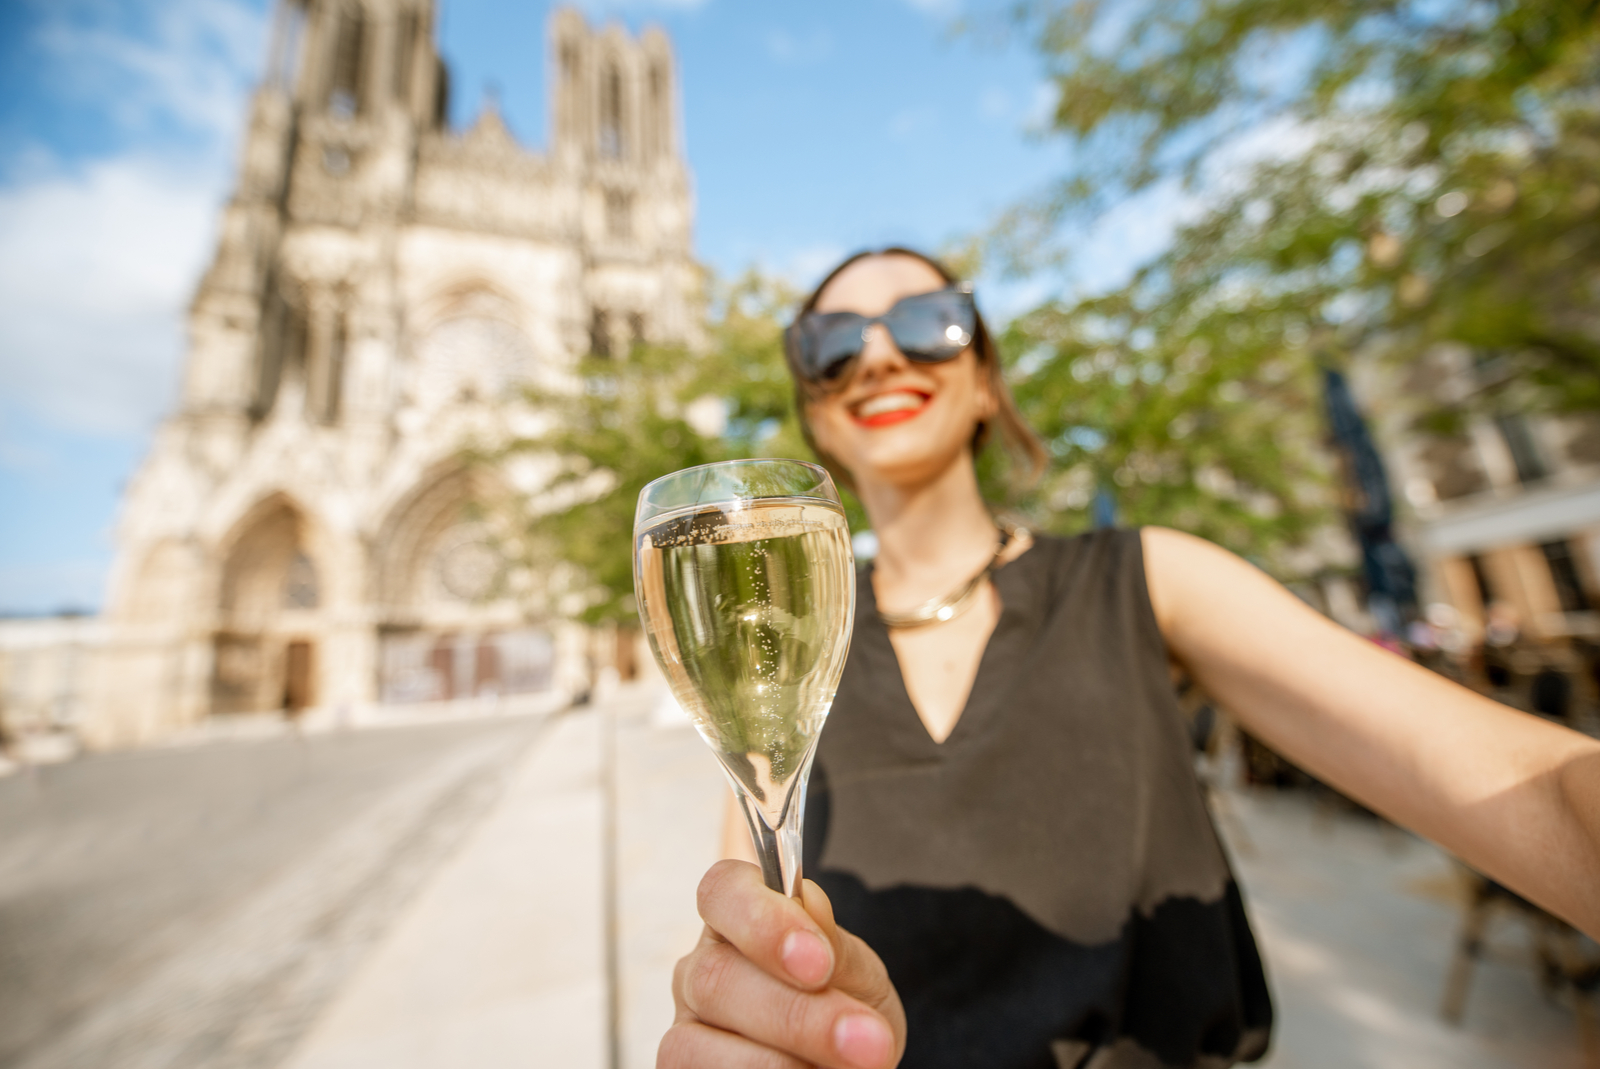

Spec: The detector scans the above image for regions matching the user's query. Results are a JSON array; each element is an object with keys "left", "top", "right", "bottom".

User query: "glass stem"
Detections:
[{"left": 730, "top": 758, "right": 813, "bottom": 898}]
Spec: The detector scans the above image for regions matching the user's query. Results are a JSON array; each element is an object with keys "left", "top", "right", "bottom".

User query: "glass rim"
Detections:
[{"left": 635, "top": 459, "right": 842, "bottom": 528}]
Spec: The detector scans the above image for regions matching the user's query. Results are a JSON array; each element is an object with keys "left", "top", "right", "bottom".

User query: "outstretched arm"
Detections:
[{"left": 1142, "top": 526, "right": 1600, "bottom": 937}]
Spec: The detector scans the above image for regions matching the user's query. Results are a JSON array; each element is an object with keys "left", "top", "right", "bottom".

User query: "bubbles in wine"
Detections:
[{"left": 635, "top": 498, "right": 854, "bottom": 824}]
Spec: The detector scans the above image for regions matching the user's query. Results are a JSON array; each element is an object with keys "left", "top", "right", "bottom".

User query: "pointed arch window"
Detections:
[
  {"left": 328, "top": 5, "right": 366, "bottom": 118},
  {"left": 393, "top": 9, "right": 418, "bottom": 100},
  {"left": 310, "top": 310, "right": 346, "bottom": 425},
  {"left": 648, "top": 62, "right": 666, "bottom": 157},
  {"left": 255, "top": 285, "right": 306, "bottom": 420},
  {"left": 599, "top": 61, "right": 624, "bottom": 158},
  {"left": 268, "top": 1, "right": 308, "bottom": 91},
  {"left": 605, "top": 189, "right": 632, "bottom": 238}
]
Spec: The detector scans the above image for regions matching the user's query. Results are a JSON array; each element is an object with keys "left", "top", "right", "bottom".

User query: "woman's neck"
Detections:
[{"left": 858, "top": 453, "right": 998, "bottom": 607}]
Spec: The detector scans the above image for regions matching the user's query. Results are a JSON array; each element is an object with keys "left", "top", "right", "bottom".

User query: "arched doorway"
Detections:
[
  {"left": 373, "top": 467, "right": 555, "bottom": 707},
  {"left": 212, "top": 496, "right": 324, "bottom": 715}
]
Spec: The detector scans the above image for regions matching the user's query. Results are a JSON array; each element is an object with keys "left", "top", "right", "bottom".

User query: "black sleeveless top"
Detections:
[{"left": 803, "top": 529, "right": 1272, "bottom": 1069}]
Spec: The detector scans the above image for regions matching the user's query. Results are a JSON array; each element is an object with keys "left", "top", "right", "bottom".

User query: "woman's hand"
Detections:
[{"left": 660, "top": 860, "right": 905, "bottom": 1068}]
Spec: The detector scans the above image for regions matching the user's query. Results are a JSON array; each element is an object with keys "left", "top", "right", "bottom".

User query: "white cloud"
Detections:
[
  {"left": 1207, "top": 113, "right": 1322, "bottom": 189},
  {"left": 572, "top": 0, "right": 713, "bottom": 12},
  {"left": 783, "top": 244, "right": 851, "bottom": 289},
  {"left": 889, "top": 106, "right": 939, "bottom": 141},
  {"left": 0, "top": 431, "right": 54, "bottom": 474},
  {"left": 978, "top": 87, "right": 1011, "bottom": 121},
  {"left": 0, "top": 154, "right": 225, "bottom": 437},
  {"left": 0, "top": 0, "right": 265, "bottom": 439},
  {"left": 1058, "top": 113, "right": 1318, "bottom": 297},
  {"left": 27, "top": 0, "right": 264, "bottom": 150},
  {"left": 973, "top": 274, "right": 1057, "bottom": 324},
  {"left": 1025, "top": 80, "right": 1059, "bottom": 130},
  {"left": 899, "top": 0, "right": 962, "bottom": 15},
  {"left": 1068, "top": 179, "right": 1205, "bottom": 296},
  {"left": 722, "top": 243, "right": 849, "bottom": 294},
  {"left": 765, "top": 27, "right": 833, "bottom": 65}
]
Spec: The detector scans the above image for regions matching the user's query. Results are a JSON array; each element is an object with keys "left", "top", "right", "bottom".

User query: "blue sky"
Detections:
[{"left": 0, "top": 0, "right": 1183, "bottom": 614}]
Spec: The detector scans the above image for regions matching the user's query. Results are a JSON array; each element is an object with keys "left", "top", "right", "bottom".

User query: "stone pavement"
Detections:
[
  {"left": 278, "top": 683, "right": 1594, "bottom": 1069},
  {"left": 281, "top": 682, "right": 723, "bottom": 1069},
  {"left": 0, "top": 715, "right": 550, "bottom": 1069},
  {"left": 1227, "top": 788, "right": 1593, "bottom": 1069},
  {"left": 15, "top": 682, "right": 1584, "bottom": 1068}
]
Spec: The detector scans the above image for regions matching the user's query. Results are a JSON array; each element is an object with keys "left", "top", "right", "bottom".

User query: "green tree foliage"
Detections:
[
  {"left": 989, "top": 0, "right": 1600, "bottom": 557},
  {"left": 1000, "top": 291, "right": 1335, "bottom": 565},
  {"left": 503, "top": 271, "right": 815, "bottom": 624}
]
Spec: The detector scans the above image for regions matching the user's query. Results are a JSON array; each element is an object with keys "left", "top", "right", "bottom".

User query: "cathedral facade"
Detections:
[{"left": 83, "top": 2, "right": 696, "bottom": 746}]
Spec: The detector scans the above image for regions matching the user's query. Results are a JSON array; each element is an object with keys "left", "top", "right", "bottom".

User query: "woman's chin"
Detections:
[{"left": 843, "top": 437, "right": 968, "bottom": 491}]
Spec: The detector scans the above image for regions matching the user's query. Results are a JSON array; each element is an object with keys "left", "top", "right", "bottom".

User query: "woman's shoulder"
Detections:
[
  {"left": 1006, "top": 526, "right": 1157, "bottom": 618},
  {"left": 1018, "top": 525, "right": 1146, "bottom": 571}
]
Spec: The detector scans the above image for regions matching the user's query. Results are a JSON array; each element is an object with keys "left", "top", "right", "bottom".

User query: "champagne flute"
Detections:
[{"left": 634, "top": 460, "right": 855, "bottom": 897}]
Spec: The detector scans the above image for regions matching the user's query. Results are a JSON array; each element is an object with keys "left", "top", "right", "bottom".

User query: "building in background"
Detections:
[
  {"left": 0, "top": 615, "right": 103, "bottom": 759},
  {"left": 1378, "top": 346, "right": 1600, "bottom": 652},
  {"left": 73, "top": 2, "right": 696, "bottom": 747}
]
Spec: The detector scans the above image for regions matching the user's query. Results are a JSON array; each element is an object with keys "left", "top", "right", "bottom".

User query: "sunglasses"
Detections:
[{"left": 787, "top": 285, "right": 978, "bottom": 386}]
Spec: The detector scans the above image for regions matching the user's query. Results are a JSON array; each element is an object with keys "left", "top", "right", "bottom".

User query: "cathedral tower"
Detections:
[{"left": 87, "top": 3, "right": 697, "bottom": 745}]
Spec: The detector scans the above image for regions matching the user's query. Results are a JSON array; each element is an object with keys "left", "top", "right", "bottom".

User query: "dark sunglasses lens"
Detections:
[
  {"left": 884, "top": 291, "right": 975, "bottom": 362},
  {"left": 801, "top": 313, "right": 868, "bottom": 381}
]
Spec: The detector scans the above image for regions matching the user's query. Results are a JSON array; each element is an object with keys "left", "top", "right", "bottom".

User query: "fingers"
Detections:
[
  {"left": 802, "top": 880, "right": 905, "bottom": 1041},
  {"left": 828, "top": 928, "right": 900, "bottom": 1017},
  {"left": 698, "top": 860, "right": 835, "bottom": 989},
  {"left": 657, "top": 1020, "right": 813, "bottom": 1069},
  {"left": 681, "top": 861, "right": 903, "bottom": 1068},
  {"left": 677, "top": 938, "right": 896, "bottom": 1069}
]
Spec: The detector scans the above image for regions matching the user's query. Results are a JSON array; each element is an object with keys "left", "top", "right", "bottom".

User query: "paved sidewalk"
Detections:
[
  {"left": 611, "top": 689, "right": 728, "bottom": 1065},
  {"left": 1227, "top": 788, "right": 1592, "bottom": 1069},
  {"left": 282, "top": 683, "right": 723, "bottom": 1069}
]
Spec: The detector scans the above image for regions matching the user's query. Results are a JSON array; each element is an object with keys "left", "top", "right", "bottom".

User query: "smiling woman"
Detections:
[
  {"left": 656, "top": 248, "right": 1600, "bottom": 1069},
  {"left": 785, "top": 248, "right": 1045, "bottom": 497}
]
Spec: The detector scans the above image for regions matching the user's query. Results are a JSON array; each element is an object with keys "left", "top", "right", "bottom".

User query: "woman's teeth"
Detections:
[{"left": 855, "top": 391, "right": 927, "bottom": 418}]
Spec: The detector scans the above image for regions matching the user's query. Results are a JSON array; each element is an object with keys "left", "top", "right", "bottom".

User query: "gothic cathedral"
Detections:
[{"left": 85, "top": 3, "right": 696, "bottom": 745}]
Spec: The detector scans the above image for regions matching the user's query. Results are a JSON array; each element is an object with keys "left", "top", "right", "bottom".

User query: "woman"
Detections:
[{"left": 658, "top": 248, "right": 1600, "bottom": 1069}]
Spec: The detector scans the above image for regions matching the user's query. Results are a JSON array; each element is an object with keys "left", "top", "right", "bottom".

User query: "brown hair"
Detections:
[{"left": 784, "top": 246, "right": 1047, "bottom": 494}]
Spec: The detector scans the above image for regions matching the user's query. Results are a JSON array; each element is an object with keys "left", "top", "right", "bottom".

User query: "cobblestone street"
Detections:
[{"left": 2, "top": 688, "right": 1593, "bottom": 1068}]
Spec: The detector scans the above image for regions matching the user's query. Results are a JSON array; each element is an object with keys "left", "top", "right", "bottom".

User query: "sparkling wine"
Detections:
[{"left": 635, "top": 497, "right": 854, "bottom": 829}]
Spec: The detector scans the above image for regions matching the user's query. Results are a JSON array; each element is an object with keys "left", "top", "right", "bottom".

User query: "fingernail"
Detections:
[
  {"left": 834, "top": 1014, "right": 892, "bottom": 1068},
  {"left": 780, "top": 929, "right": 831, "bottom": 986}
]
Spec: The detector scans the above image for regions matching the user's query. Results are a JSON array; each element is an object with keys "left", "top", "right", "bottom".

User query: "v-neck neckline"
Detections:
[{"left": 861, "top": 542, "right": 1041, "bottom": 751}]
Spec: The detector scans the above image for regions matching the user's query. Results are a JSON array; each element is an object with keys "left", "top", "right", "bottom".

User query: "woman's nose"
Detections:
[{"left": 854, "top": 322, "right": 910, "bottom": 379}]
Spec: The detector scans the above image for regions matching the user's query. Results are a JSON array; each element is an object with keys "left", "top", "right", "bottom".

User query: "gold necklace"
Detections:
[{"left": 876, "top": 523, "right": 1026, "bottom": 629}]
